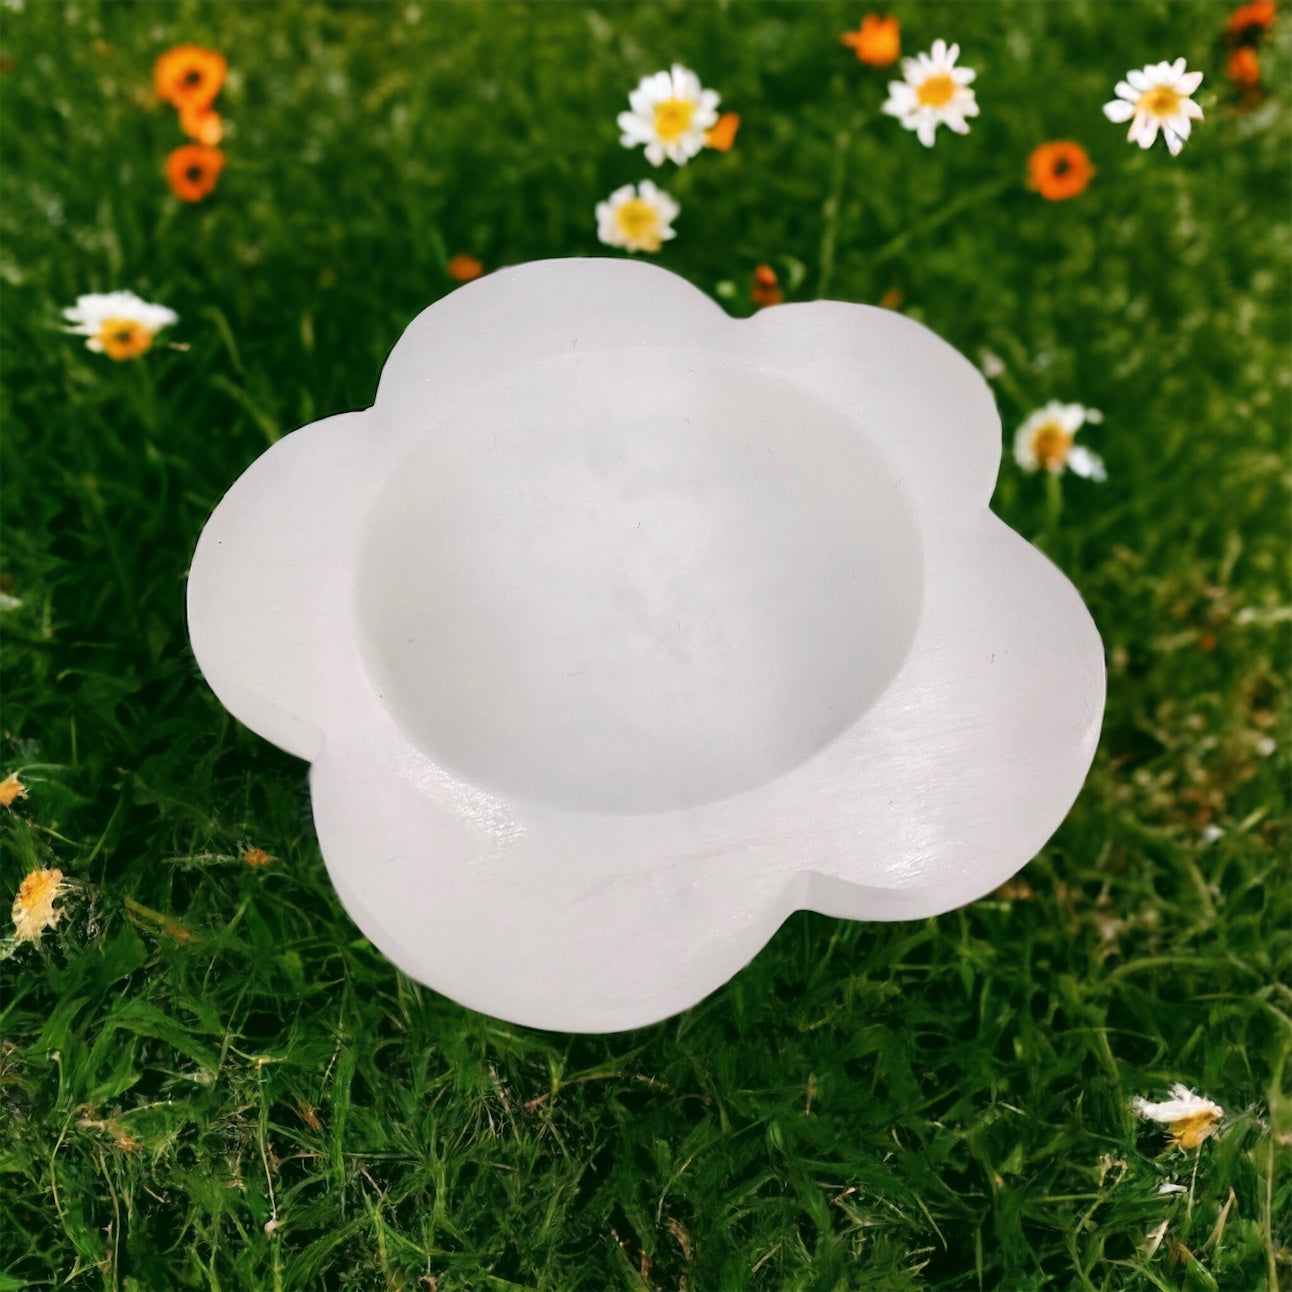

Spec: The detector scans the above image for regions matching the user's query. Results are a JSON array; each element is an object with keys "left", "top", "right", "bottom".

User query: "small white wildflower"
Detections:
[
  {"left": 1103, "top": 58, "right": 1204, "bottom": 156},
  {"left": 1013, "top": 401, "right": 1106, "bottom": 480},
  {"left": 595, "top": 181, "right": 679, "bottom": 254},
  {"left": 882, "top": 40, "right": 979, "bottom": 147},
  {"left": 1131, "top": 1083, "right": 1224, "bottom": 1148},
  {"left": 63, "top": 290, "right": 178, "bottom": 361},
  {"left": 617, "top": 64, "right": 720, "bottom": 167},
  {"left": 1155, "top": 1181, "right": 1188, "bottom": 1195},
  {"left": 12, "top": 867, "right": 67, "bottom": 943},
  {"left": 979, "top": 351, "right": 1006, "bottom": 380}
]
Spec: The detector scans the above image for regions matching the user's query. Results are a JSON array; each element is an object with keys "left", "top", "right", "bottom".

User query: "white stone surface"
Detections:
[{"left": 187, "top": 258, "right": 1105, "bottom": 1033}]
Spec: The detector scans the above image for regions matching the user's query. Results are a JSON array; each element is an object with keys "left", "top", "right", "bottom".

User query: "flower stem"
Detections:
[
  {"left": 816, "top": 113, "right": 861, "bottom": 299},
  {"left": 1044, "top": 469, "right": 1064, "bottom": 538},
  {"left": 871, "top": 175, "right": 1015, "bottom": 267}
]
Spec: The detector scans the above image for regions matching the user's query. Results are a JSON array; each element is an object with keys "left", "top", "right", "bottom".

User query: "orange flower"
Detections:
[
  {"left": 446, "top": 254, "right": 484, "bottom": 282},
  {"left": 179, "top": 103, "right": 223, "bottom": 145},
  {"left": 0, "top": 772, "right": 27, "bottom": 808},
  {"left": 242, "top": 847, "right": 273, "bottom": 867},
  {"left": 705, "top": 112, "right": 741, "bottom": 151},
  {"left": 1027, "top": 141, "right": 1095, "bottom": 201},
  {"left": 840, "top": 15, "right": 900, "bottom": 67},
  {"left": 1227, "top": 0, "right": 1276, "bottom": 37},
  {"left": 154, "top": 45, "right": 226, "bottom": 111},
  {"left": 166, "top": 144, "right": 225, "bottom": 202},
  {"left": 1226, "top": 46, "right": 1262, "bottom": 85},
  {"left": 878, "top": 285, "right": 904, "bottom": 311},
  {"left": 751, "top": 264, "right": 783, "bottom": 309}
]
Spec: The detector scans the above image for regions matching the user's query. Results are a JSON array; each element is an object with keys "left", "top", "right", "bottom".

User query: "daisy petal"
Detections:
[
  {"left": 1133, "top": 115, "right": 1160, "bottom": 147},
  {"left": 1067, "top": 447, "right": 1106, "bottom": 482}
]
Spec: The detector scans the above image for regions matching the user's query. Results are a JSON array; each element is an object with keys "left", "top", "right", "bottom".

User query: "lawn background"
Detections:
[{"left": 1, "top": 2, "right": 1289, "bottom": 1288}]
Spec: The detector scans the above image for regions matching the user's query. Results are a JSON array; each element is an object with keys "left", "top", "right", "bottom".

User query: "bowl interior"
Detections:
[{"left": 356, "top": 348, "right": 924, "bottom": 814}]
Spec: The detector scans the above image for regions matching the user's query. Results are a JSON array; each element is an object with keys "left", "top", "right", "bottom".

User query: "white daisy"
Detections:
[
  {"left": 63, "top": 290, "right": 178, "bottom": 361},
  {"left": 595, "top": 181, "right": 679, "bottom": 254},
  {"left": 1013, "top": 401, "right": 1105, "bottom": 480},
  {"left": 882, "top": 40, "right": 979, "bottom": 148},
  {"left": 1103, "top": 58, "right": 1204, "bottom": 156},
  {"left": 979, "top": 351, "right": 1006, "bottom": 380},
  {"left": 1131, "top": 1084, "right": 1224, "bottom": 1147},
  {"left": 617, "top": 64, "right": 721, "bottom": 167}
]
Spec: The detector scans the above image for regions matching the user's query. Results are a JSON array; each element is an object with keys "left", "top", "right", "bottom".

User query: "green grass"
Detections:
[{"left": 1, "top": 1, "right": 1289, "bottom": 1288}]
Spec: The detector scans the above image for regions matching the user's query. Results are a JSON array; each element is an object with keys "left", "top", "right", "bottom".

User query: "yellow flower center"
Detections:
[
  {"left": 96, "top": 318, "right": 154, "bottom": 361},
  {"left": 653, "top": 98, "right": 696, "bottom": 143},
  {"left": 1138, "top": 84, "right": 1182, "bottom": 118},
  {"left": 1171, "top": 1109, "right": 1221, "bottom": 1149},
  {"left": 916, "top": 73, "right": 957, "bottom": 108},
  {"left": 1030, "top": 421, "right": 1073, "bottom": 470},
  {"left": 614, "top": 197, "right": 662, "bottom": 248}
]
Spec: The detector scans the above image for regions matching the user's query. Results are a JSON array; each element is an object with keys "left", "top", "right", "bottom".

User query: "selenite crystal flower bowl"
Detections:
[{"left": 187, "top": 258, "right": 1105, "bottom": 1033}]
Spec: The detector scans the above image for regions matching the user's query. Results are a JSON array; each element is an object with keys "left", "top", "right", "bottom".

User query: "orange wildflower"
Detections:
[
  {"left": 1227, "top": 0, "right": 1276, "bottom": 37},
  {"left": 153, "top": 45, "right": 226, "bottom": 111},
  {"left": 0, "top": 772, "right": 27, "bottom": 808},
  {"left": 705, "top": 112, "right": 741, "bottom": 151},
  {"left": 1027, "top": 141, "right": 1094, "bottom": 201},
  {"left": 179, "top": 103, "right": 223, "bottom": 146},
  {"left": 878, "top": 285, "right": 904, "bottom": 311},
  {"left": 750, "top": 264, "right": 782, "bottom": 309},
  {"left": 242, "top": 847, "right": 273, "bottom": 867},
  {"left": 166, "top": 144, "right": 225, "bottom": 202},
  {"left": 1226, "top": 46, "right": 1262, "bottom": 86},
  {"left": 446, "top": 255, "right": 484, "bottom": 282},
  {"left": 840, "top": 15, "right": 901, "bottom": 67}
]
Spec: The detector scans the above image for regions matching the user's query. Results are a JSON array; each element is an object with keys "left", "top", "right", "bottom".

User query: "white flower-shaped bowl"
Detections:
[{"left": 187, "top": 258, "right": 1105, "bottom": 1033}]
